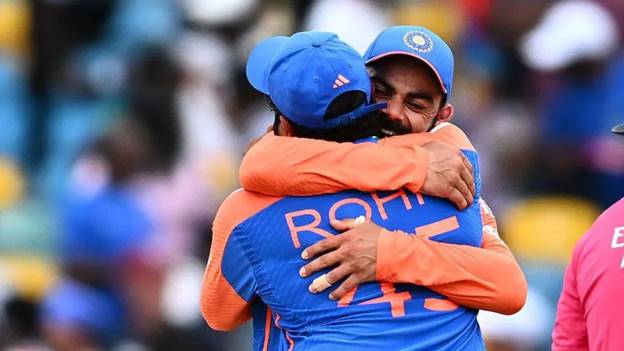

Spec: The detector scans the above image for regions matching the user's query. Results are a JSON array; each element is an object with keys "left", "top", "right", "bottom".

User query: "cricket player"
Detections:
[
  {"left": 240, "top": 26, "right": 526, "bottom": 310},
  {"left": 202, "top": 31, "right": 491, "bottom": 350},
  {"left": 551, "top": 122, "right": 624, "bottom": 350}
]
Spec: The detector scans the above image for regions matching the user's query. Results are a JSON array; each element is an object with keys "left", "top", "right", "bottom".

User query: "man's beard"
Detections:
[{"left": 378, "top": 114, "right": 412, "bottom": 137}]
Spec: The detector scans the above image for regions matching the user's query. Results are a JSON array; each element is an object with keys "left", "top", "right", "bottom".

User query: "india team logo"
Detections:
[{"left": 403, "top": 31, "right": 434, "bottom": 53}]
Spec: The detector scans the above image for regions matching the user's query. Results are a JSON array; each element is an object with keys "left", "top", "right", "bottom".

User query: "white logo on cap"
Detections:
[{"left": 403, "top": 31, "right": 434, "bottom": 53}]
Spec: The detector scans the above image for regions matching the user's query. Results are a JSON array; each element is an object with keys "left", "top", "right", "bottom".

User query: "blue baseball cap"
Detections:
[
  {"left": 246, "top": 31, "right": 386, "bottom": 130},
  {"left": 363, "top": 26, "right": 454, "bottom": 96}
]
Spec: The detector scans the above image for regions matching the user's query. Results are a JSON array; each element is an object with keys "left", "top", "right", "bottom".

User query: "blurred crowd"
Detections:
[{"left": 0, "top": 0, "right": 622, "bottom": 350}]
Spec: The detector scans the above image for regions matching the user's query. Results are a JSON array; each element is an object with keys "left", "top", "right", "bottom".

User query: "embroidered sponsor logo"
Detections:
[{"left": 332, "top": 74, "right": 350, "bottom": 89}]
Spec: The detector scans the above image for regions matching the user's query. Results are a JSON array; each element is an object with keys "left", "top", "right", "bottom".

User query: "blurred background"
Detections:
[{"left": 0, "top": 0, "right": 622, "bottom": 350}]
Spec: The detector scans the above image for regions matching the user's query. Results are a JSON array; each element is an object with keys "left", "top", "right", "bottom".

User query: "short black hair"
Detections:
[{"left": 270, "top": 91, "right": 384, "bottom": 143}]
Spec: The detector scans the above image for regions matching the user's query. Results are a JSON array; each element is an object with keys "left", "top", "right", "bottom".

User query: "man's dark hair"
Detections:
[{"left": 270, "top": 91, "right": 384, "bottom": 143}]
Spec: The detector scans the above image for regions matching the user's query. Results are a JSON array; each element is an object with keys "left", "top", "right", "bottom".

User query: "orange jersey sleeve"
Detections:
[
  {"left": 376, "top": 199, "right": 527, "bottom": 315},
  {"left": 240, "top": 122, "right": 473, "bottom": 196},
  {"left": 240, "top": 133, "right": 429, "bottom": 196},
  {"left": 200, "top": 190, "right": 282, "bottom": 331}
]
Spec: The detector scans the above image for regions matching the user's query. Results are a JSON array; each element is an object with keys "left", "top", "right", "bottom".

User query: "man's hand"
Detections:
[
  {"left": 421, "top": 141, "right": 475, "bottom": 209},
  {"left": 299, "top": 218, "right": 382, "bottom": 300}
]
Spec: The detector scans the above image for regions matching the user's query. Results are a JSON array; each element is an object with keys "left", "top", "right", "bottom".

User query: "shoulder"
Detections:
[
  {"left": 596, "top": 198, "right": 624, "bottom": 227},
  {"left": 213, "top": 189, "right": 284, "bottom": 236},
  {"left": 430, "top": 122, "right": 476, "bottom": 151}
]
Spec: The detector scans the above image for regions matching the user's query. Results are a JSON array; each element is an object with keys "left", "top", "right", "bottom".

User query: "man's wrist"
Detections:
[{"left": 376, "top": 229, "right": 417, "bottom": 281}]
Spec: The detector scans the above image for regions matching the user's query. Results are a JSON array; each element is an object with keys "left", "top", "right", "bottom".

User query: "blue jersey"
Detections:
[{"left": 202, "top": 150, "right": 485, "bottom": 351}]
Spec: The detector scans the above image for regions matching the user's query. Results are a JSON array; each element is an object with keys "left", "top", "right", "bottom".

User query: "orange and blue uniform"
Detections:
[
  {"left": 238, "top": 123, "right": 526, "bottom": 314},
  {"left": 201, "top": 124, "right": 519, "bottom": 350},
  {"left": 245, "top": 197, "right": 513, "bottom": 351},
  {"left": 231, "top": 123, "right": 527, "bottom": 350}
]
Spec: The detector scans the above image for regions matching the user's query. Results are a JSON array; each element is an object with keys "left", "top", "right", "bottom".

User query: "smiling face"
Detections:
[{"left": 368, "top": 55, "right": 453, "bottom": 135}]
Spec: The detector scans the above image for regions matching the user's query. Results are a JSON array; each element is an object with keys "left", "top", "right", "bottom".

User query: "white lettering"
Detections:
[
  {"left": 612, "top": 227, "right": 624, "bottom": 249},
  {"left": 621, "top": 255, "right": 624, "bottom": 269}
]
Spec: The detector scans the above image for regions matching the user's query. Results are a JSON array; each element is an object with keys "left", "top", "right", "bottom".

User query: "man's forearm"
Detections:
[
  {"left": 240, "top": 133, "right": 430, "bottom": 195},
  {"left": 377, "top": 230, "right": 527, "bottom": 314}
]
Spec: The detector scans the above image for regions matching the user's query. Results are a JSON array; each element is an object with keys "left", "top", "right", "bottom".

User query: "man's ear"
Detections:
[
  {"left": 278, "top": 116, "right": 295, "bottom": 137},
  {"left": 437, "top": 103, "right": 454, "bottom": 123}
]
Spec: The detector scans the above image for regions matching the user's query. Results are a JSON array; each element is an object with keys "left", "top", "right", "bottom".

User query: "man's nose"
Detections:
[{"left": 383, "top": 97, "right": 404, "bottom": 122}]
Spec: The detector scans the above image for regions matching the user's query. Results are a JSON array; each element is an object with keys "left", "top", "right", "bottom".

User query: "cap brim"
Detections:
[
  {"left": 612, "top": 123, "right": 624, "bottom": 135},
  {"left": 323, "top": 102, "right": 387, "bottom": 129},
  {"left": 365, "top": 52, "right": 448, "bottom": 95},
  {"left": 246, "top": 36, "right": 289, "bottom": 94}
]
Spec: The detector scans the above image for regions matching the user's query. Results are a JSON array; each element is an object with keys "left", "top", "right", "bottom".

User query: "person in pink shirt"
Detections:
[{"left": 552, "top": 122, "right": 624, "bottom": 350}]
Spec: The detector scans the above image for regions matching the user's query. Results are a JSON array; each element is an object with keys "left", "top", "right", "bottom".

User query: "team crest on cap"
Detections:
[{"left": 403, "top": 31, "right": 434, "bottom": 53}]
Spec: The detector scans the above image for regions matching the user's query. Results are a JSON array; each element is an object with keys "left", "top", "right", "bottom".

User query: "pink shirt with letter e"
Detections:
[{"left": 553, "top": 197, "right": 624, "bottom": 351}]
